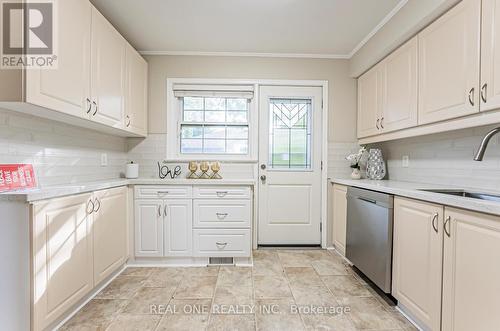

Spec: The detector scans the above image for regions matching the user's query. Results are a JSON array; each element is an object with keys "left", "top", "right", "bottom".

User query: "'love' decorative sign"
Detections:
[{"left": 0, "top": 164, "right": 37, "bottom": 192}]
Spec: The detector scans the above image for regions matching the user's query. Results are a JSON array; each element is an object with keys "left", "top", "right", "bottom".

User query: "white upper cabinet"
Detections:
[
  {"left": 379, "top": 37, "right": 418, "bottom": 133},
  {"left": 442, "top": 208, "right": 500, "bottom": 331},
  {"left": 90, "top": 8, "right": 126, "bottom": 128},
  {"left": 26, "top": 0, "right": 91, "bottom": 118},
  {"left": 480, "top": 0, "right": 500, "bottom": 112},
  {"left": 357, "top": 65, "right": 382, "bottom": 138},
  {"left": 418, "top": 0, "right": 481, "bottom": 124},
  {"left": 125, "top": 44, "right": 148, "bottom": 136}
]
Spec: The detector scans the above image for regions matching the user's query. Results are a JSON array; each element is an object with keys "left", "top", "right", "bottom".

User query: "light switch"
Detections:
[
  {"left": 402, "top": 155, "right": 409, "bottom": 168},
  {"left": 101, "top": 153, "right": 108, "bottom": 167}
]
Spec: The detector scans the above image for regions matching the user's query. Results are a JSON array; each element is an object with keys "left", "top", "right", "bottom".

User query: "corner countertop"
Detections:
[
  {"left": 0, "top": 178, "right": 256, "bottom": 203},
  {"left": 331, "top": 178, "right": 500, "bottom": 217}
]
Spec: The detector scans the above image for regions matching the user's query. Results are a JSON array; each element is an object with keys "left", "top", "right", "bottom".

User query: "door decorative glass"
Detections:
[{"left": 268, "top": 98, "right": 312, "bottom": 169}]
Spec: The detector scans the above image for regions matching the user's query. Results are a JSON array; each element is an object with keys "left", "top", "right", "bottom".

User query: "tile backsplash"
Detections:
[
  {"left": 371, "top": 124, "right": 500, "bottom": 190},
  {"left": 0, "top": 109, "right": 128, "bottom": 187}
]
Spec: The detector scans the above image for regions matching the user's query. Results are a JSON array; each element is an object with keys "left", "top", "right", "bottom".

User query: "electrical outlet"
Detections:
[
  {"left": 101, "top": 153, "right": 108, "bottom": 167},
  {"left": 402, "top": 155, "right": 410, "bottom": 168}
]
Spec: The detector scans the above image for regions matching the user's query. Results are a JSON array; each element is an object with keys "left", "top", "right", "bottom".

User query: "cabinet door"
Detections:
[
  {"left": 125, "top": 45, "right": 148, "bottom": 136},
  {"left": 164, "top": 199, "right": 192, "bottom": 256},
  {"left": 32, "top": 193, "right": 94, "bottom": 331},
  {"left": 134, "top": 199, "right": 163, "bottom": 257},
  {"left": 392, "top": 197, "right": 443, "bottom": 331},
  {"left": 380, "top": 37, "right": 418, "bottom": 133},
  {"left": 90, "top": 7, "right": 126, "bottom": 127},
  {"left": 93, "top": 187, "right": 127, "bottom": 285},
  {"left": 442, "top": 208, "right": 500, "bottom": 331},
  {"left": 357, "top": 66, "right": 382, "bottom": 138},
  {"left": 26, "top": 0, "right": 91, "bottom": 118},
  {"left": 480, "top": 0, "right": 500, "bottom": 112},
  {"left": 418, "top": 0, "right": 481, "bottom": 124},
  {"left": 332, "top": 184, "right": 347, "bottom": 255}
]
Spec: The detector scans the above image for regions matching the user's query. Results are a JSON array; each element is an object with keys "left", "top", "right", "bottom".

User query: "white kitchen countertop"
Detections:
[
  {"left": 0, "top": 178, "right": 256, "bottom": 202},
  {"left": 332, "top": 178, "right": 500, "bottom": 216}
]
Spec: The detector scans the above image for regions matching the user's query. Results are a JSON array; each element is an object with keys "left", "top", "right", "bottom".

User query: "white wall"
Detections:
[
  {"left": 372, "top": 125, "right": 500, "bottom": 190},
  {"left": 0, "top": 109, "right": 128, "bottom": 187},
  {"left": 127, "top": 55, "right": 359, "bottom": 179}
]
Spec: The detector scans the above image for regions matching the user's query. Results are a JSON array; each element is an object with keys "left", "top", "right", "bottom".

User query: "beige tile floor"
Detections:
[{"left": 60, "top": 249, "right": 418, "bottom": 331}]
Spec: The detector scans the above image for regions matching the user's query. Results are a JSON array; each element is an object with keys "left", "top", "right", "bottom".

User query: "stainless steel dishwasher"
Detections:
[{"left": 346, "top": 187, "right": 394, "bottom": 293}]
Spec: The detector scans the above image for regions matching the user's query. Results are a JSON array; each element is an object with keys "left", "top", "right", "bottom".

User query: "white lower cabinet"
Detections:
[
  {"left": 393, "top": 197, "right": 500, "bottom": 331},
  {"left": 332, "top": 184, "right": 347, "bottom": 255},
  {"left": 193, "top": 229, "right": 251, "bottom": 257},
  {"left": 442, "top": 208, "right": 500, "bottom": 331},
  {"left": 164, "top": 200, "right": 192, "bottom": 256},
  {"left": 32, "top": 186, "right": 128, "bottom": 331},
  {"left": 93, "top": 187, "right": 128, "bottom": 284},
  {"left": 133, "top": 185, "right": 252, "bottom": 259},
  {"left": 392, "top": 197, "right": 443, "bottom": 331},
  {"left": 135, "top": 199, "right": 164, "bottom": 257}
]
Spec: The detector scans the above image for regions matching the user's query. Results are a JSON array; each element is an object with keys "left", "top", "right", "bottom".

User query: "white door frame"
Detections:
[{"left": 166, "top": 78, "right": 329, "bottom": 248}]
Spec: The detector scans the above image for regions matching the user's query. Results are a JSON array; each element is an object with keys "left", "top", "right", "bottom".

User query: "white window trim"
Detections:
[{"left": 167, "top": 79, "right": 259, "bottom": 162}]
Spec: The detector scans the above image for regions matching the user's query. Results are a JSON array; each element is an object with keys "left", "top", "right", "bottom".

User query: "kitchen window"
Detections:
[{"left": 167, "top": 82, "right": 257, "bottom": 161}]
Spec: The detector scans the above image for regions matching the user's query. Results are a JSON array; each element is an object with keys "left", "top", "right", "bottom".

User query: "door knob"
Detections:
[
  {"left": 260, "top": 175, "right": 266, "bottom": 182},
  {"left": 260, "top": 164, "right": 266, "bottom": 170}
]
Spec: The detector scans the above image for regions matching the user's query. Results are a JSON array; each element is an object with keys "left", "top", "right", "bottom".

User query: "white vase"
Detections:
[{"left": 350, "top": 168, "right": 361, "bottom": 180}]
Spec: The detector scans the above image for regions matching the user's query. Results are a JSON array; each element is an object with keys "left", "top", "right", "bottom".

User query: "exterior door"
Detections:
[{"left": 258, "top": 86, "right": 323, "bottom": 245}]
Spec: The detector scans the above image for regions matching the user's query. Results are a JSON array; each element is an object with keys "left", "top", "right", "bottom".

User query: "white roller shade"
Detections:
[{"left": 173, "top": 84, "right": 254, "bottom": 99}]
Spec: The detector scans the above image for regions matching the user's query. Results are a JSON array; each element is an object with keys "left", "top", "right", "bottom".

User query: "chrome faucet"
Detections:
[{"left": 474, "top": 127, "right": 500, "bottom": 161}]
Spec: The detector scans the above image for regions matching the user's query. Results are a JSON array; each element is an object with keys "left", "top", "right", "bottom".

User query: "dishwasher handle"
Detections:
[{"left": 357, "top": 196, "right": 377, "bottom": 204}]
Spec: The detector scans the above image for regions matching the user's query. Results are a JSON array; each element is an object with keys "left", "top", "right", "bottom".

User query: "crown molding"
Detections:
[
  {"left": 139, "top": 50, "right": 350, "bottom": 59},
  {"left": 347, "top": 0, "right": 409, "bottom": 58},
  {"left": 139, "top": 0, "right": 408, "bottom": 60}
]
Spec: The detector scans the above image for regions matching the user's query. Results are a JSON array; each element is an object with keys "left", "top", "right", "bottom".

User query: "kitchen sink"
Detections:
[{"left": 419, "top": 189, "right": 500, "bottom": 203}]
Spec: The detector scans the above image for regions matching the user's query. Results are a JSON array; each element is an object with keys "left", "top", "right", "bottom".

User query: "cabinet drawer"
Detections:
[
  {"left": 193, "top": 186, "right": 251, "bottom": 199},
  {"left": 193, "top": 200, "right": 251, "bottom": 228},
  {"left": 193, "top": 229, "right": 251, "bottom": 257},
  {"left": 134, "top": 186, "right": 192, "bottom": 199}
]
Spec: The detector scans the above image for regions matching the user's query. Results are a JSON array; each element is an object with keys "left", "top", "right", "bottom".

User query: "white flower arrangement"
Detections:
[{"left": 345, "top": 147, "right": 366, "bottom": 169}]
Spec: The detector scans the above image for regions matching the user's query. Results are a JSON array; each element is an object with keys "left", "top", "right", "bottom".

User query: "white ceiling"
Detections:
[{"left": 90, "top": 0, "right": 406, "bottom": 58}]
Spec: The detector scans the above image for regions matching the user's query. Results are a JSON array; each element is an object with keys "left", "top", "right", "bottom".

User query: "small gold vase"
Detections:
[
  {"left": 211, "top": 161, "right": 222, "bottom": 179},
  {"left": 199, "top": 161, "right": 210, "bottom": 179},
  {"left": 187, "top": 161, "right": 199, "bottom": 179}
]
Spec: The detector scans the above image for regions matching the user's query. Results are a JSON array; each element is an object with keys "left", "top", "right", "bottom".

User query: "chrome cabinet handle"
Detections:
[
  {"left": 481, "top": 83, "right": 488, "bottom": 103},
  {"left": 93, "top": 197, "right": 101, "bottom": 212},
  {"left": 444, "top": 216, "right": 451, "bottom": 237},
  {"left": 164, "top": 204, "right": 168, "bottom": 217},
  {"left": 380, "top": 117, "right": 384, "bottom": 129},
  {"left": 92, "top": 101, "right": 98, "bottom": 116},
  {"left": 216, "top": 213, "right": 228, "bottom": 219},
  {"left": 86, "top": 98, "right": 92, "bottom": 114},
  {"left": 215, "top": 242, "right": 228, "bottom": 249},
  {"left": 86, "top": 199, "right": 95, "bottom": 214},
  {"left": 468, "top": 88, "right": 475, "bottom": 106},
  {"left": 126, "top": 115, "right": 131, "bottom": 127},
  {"left": 157, "top": 191, "right": 169, "bottom": 194},
  {"left": 432, "top": 213, "right": 439, "bottom": 233},
  {"left": 216, "top": 191, "right": 228, "bottom": 197},
  {"left": 158, "top": 204, "right": 162, "bottom": 217},
  {"left": 376, "top": 118, "right": 380, "bottom": 130}
]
